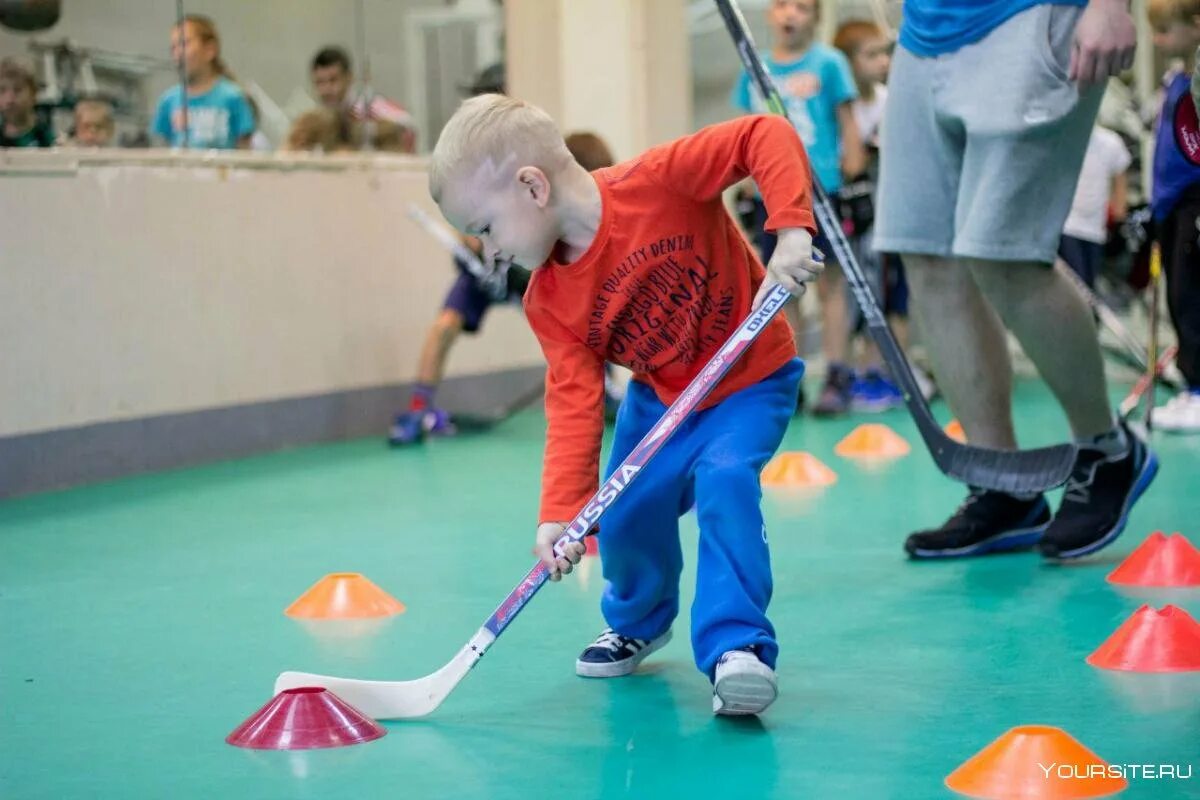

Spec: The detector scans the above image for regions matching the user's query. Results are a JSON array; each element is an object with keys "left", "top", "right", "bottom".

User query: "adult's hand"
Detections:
[{"left": 1069, "top": 0, "right": 1136, "bottom": 86}]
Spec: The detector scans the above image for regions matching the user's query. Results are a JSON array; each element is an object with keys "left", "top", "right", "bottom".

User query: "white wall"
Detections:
[{"left": 0, "top": 149, "right": 542, "bottom": 438}]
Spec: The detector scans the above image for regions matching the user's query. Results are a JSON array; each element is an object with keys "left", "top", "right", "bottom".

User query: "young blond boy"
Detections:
[{"left": 429, "top": 95, "right": 821, "bottom": 715}]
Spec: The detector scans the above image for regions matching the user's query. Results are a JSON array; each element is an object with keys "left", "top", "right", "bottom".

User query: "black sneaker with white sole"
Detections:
[
  {"left": 904, "top": 488, "right": 1052, "bottom": 559},
  {"left": 575, "top": 627, "right": 672, "bottom": 678},
  {"left": 1038, "top": 423, "right": 1158, "bottom": 560}
]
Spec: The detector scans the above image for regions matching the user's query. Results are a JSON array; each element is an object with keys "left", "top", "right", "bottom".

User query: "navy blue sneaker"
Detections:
[
  {"left": 575, "top": 627, "right": 672, "bottom": 678},
  {"left": 1038, "top": 422, "right": 1158, "bottom": 560},
  {"left": 905, "top": 489, "right": 1052, "bottom": 559}
]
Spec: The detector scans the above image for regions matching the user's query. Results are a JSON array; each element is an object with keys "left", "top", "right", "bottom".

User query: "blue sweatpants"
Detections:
[{"left": 597, "top": 358, "right": 804, "bottom": 680}]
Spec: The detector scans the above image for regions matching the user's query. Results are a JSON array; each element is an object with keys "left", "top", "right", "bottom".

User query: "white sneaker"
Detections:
[
  {"left": 1153, "top": 391, "right": 1200, "bottom": 433},
  {"left": 712, "top": 649, "right": 777, "bottom": 716}
]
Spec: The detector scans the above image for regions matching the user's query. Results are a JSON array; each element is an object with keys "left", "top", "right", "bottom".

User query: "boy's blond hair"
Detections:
[
  {"left": 1148, "top": 0, "right": 1200, "bottom": 27},
  {"left": 429, "top": 93, "right": 572, "bottom": 203}
]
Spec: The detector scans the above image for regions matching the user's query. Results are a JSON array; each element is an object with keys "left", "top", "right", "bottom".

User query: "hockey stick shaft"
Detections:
[
  {"left": 1120, "top": 345, "right": 1176, "bottom": 419},
  {"left": 481, "top": 283, "right": 792, "bottom": 639},
  {"left": 1054, "top": 259, "right": 1147, "bottom": 370},
  {"left": 406, "top": 204, "right": 495, "bottom": 282},
  {"left": 714, "top": 0, "right": 1076, "bottom": 493},
  {"left": 1146, "top": 244, "right": 1163, "bottom": 429}
]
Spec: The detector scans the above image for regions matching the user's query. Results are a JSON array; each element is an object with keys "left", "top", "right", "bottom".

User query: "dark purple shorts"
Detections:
[{"left": 442, "top": 270, "right": 494, "bottom": 334}]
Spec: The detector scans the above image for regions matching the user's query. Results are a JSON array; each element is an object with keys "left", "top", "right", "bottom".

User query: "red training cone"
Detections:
[
  {"left": 1107, "top": 531, "right": 1200, "bottom": 587},
  {"left": 226, "top": 687, "right": 386, "bottom": 750},
  {"left": 1087, "top": 604, "right": 1200, "bottom": 672}
]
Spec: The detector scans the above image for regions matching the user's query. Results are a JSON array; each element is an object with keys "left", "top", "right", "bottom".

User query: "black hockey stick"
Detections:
[{"left": 715, "top": 0, "right": 1077, "bottom": 493}]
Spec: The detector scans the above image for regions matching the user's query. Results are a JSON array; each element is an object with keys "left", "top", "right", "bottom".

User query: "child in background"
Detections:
[
  {"left": 833, "top": 19, "right": 905, "bottom": 412},
  {"left": 389, "top": 130, "right": 619, "bottom": 445},
  {"left": 430, "top": 95, "right": 822, "bottom": 715},
  {"left": 310, "top": 46, "right": 417, "bottom": 153},
  {"left": 1148, "top": 0, "right": 1200, "bottom": 432},
  {"left": 1059, "top": 125, "right": 1130, "bottom": 288},
  {"left": 151, "top": 15, "right": 255, "bottom": 150},
  {"left": 733, "top": 0, "right": 865, "bottom": 417},
  {"left": 0, "top": 58, "right": 53, "bottom": 147},
  {"left": 71, "top": 98, "right": 115, "bottom": 147},
  {"left": 285, "top": 107, "right": 411, "bottom": 155}
]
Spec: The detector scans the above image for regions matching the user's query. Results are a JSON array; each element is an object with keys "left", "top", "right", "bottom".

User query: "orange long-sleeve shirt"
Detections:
[{"left": 524, "top": 114, "right": 816, "bottom": 522}]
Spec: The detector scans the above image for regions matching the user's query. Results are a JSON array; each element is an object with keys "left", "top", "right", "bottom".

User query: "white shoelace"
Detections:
[{"left": 592, "top": 629, "right": 642, "bottom": 652}]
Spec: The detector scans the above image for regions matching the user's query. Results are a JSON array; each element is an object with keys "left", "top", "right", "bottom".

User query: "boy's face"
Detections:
[
  {"left": 312, "top": 64, "right": 351, "bottom": 108},
  {"left": 853, "top": 37, "right": 891, "bottom": 85},
  {"left": 439, "top": 161, "right": 560, "bottom": 270},
  {"left": 0, "top": 77, "right": 34, "bottom": 120},
  {"left": 75, "top": 106, "right": 113, "bottom": 146},
  {"left": 1150, "top": 16, "right": 1200, "bottom": 59},
  {"left": 768, "top": 0, "right": 818, "bottom": 47}
]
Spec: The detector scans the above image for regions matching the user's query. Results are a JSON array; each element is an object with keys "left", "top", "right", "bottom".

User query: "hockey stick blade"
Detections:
[{"left": 274, "top": 633, "right": 489, "bottom": 720}]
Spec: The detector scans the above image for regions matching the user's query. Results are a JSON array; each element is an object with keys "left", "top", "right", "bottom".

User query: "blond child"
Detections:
[{"left": 429, "top": 95, "right": 821, "bottom": 715}]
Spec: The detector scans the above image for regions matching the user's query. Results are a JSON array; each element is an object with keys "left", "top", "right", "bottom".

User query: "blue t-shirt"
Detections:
[
  {"left": 1153, "top": 71, "right": 1200, "bottom": 221},
  {"left": 899, "top": 0, "right": 1086, "bottom": 57},
  {"left": 152, "top": 77, "right": 255, "bottom": 149},
  {"left": 732, "top": 43, "right": 857, "bottom": 191}
]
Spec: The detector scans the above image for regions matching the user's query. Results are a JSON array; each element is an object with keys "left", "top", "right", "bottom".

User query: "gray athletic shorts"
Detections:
[{"left": 874, "top": 4, "right": 1104, "bottom": 264}]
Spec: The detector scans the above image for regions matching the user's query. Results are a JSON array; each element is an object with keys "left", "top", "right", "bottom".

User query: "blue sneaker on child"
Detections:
[
  {"left": 388, "top": 411, "right": 426, "bottom": 446},
  {"left": 388, "top": 408, "right": 456, "bottom": 446},
  {"left": 850, "top": 368, "right": 904, "bottom": 412}
]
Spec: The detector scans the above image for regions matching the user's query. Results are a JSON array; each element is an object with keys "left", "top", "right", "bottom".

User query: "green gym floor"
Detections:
[{"left": 2, "top": 379, "right": 1198, "bottom": 800}]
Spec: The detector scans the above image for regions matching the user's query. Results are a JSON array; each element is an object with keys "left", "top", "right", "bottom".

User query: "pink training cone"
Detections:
[
  {"left": 1107, "top": 531, "right": 1200, "bottom": 587},
  {"left": 226, "top": 687, "right": 386, "bottom": 750},
  {"left": 1087, "top": 604, "right": 1200, "bottom": 672}
]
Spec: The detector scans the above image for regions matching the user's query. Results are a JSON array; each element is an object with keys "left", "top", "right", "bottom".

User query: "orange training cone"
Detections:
[
  {"left": 945, "top": 419, "right": 967, "bottom": 443},
  {"left": 834, "top": 423, "right": 911, "bottom": 458},
  {"left": 946, "top": 725, "right": 1127, "bottom": 799},
  {"left": 285, "top": 573, "right": 406, "bottom": 619},
  {"left": 761, "top": 452, "right": 837, "bottom": 487},
  {"left": 1087, "top": 604, "right": 1200, "bottom": 672},
  {"left": 1107, "top": 531, "right": 1200, "bottom": 587}
]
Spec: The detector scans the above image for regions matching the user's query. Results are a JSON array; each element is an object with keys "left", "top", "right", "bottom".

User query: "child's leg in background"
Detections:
[
  {"left": 598, "top": 380, "right": 692, "bottom": 641},
  {"left": 411, "top": 271, "right": 493, "bottom": 401},
  {"left": 1058, "top": 235, "right": 1102, "bottom": 289},
  {"left": 1161, "top": 189, "right": 1200, "bottom": 391},
  {"left": 812, "top": 227, "right": 853, "bottom": 415},
  {"left": 690, "top": 358, "right": 804, "bottom": 679}
]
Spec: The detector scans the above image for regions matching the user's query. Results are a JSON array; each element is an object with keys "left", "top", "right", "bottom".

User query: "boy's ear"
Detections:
[{"left": 516, "top": 166, "right": 551, "bottom": 208}]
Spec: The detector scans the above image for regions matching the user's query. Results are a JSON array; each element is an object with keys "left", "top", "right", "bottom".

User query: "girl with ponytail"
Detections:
[{"left": 151, "top": 14, "right": 255, "bottom": 150}]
